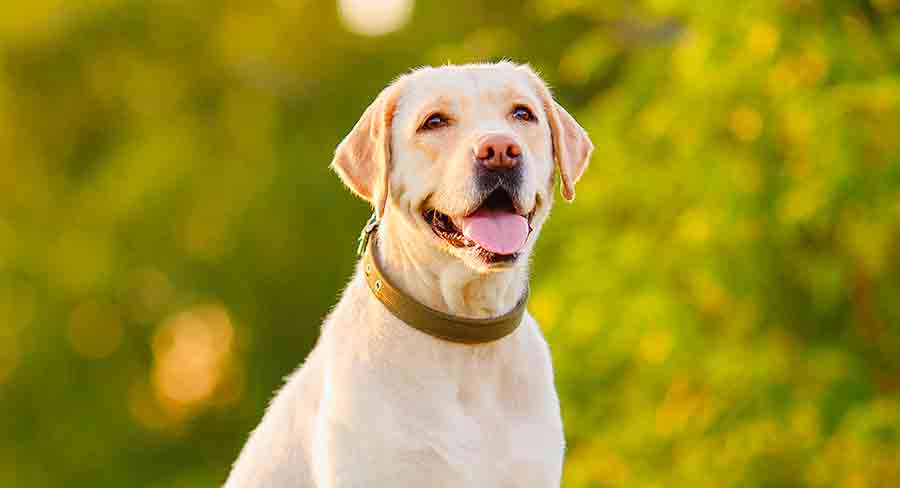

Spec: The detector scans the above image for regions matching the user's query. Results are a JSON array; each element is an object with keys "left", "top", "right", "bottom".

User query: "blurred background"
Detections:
[{"left": 1, "top": 0, "right": 899, "bottom": 486}]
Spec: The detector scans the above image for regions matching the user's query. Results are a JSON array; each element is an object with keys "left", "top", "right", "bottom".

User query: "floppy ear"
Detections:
[
  {"left": 546, "top": 101, "right": 593, "bottom": 201},
  {"left": 330, "top": 83, "right": 401, "bottom": 217},
  {"left": 524, "top": 68, "right": 593, "bottom": 202}
]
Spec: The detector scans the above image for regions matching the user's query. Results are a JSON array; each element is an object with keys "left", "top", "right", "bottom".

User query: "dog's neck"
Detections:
[{"left": 372, "top": 212, "right": 529, "bottom": 319}]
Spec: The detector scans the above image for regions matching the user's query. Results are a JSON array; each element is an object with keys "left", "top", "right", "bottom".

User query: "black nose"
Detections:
[{"left": 473, "top": 134, "right": 522, "bottom": 170}]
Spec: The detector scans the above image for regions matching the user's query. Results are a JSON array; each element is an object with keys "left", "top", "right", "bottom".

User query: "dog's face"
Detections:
[{"left": 333, "top": 62, "right": 592, "bottom": 272}]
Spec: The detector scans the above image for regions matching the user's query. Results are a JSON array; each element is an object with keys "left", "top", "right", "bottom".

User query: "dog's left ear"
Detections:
[
  {"left": 523, "top": 67, "right": 593, "bottom": 202},
  {"left": 331, "top": 82, "right": 401, "bottom": 217},
  {"left": 546, "top": 101, "right": 593, "bottom": 202}
]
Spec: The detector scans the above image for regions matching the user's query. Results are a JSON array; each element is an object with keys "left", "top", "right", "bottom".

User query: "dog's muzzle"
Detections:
[{"left": 475, "top": 163, "right": 523, "bottom": 199}]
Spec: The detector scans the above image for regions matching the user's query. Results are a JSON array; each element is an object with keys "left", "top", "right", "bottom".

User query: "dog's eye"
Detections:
[
  {"left": 512, "top": 106, "right": 536, "bottom": 122},
  {"left": 419, "top": 113, "right": 449, "bottom": 131}
]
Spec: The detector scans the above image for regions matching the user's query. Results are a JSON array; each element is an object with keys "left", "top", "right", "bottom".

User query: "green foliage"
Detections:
[{"left": 1, "top": 1, "right": 898, "bottom": 486}]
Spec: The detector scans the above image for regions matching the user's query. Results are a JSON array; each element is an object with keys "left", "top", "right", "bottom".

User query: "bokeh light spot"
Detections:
[
  {"left": 747, "top": 21, "right": 780, "bottom": 60},
  {"left": 729, "top": 107, "right": 763, "bottom": 142},
  {"left": 151, "top": 304, "right": 235, "bottom": 412},
  {"left": 338, "top": 0, "right": 414, "bottom": 37},
  {"left": 639, "top": 330, "right": 673, "bottom": 364}
]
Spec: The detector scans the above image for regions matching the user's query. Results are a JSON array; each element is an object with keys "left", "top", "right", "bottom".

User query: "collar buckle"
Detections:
[{"left": 356, "top": 213, "right": 380, "bottom": 256}]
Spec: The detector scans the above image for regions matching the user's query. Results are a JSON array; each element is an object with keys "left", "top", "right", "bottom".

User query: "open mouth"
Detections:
[{"left": 423, "top": 189, "right": 533, "bottom": 264}]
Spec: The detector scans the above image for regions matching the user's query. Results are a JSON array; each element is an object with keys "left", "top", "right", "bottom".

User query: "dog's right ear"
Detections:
[{"left": 331, "top": 83, "right": 401, "bottom": 218}]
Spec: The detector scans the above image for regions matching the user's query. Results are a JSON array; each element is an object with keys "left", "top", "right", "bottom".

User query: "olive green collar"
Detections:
[{"left": 357, "top": 214, "right": 528, "bottom": 344}]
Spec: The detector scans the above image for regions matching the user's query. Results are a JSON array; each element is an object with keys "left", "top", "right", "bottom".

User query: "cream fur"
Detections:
[{"left": 224, "top": 62, "right": 592, "bottom": 488}]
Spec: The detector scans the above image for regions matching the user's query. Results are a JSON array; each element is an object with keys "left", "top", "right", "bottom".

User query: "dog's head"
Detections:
[{"left": 332, "top": 62, "right": 592, "bottom": 272}]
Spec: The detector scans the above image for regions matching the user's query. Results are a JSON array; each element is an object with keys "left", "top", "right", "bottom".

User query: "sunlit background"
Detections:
[{"left": 2, "top": 0, "right": 899, "bottom": 486}]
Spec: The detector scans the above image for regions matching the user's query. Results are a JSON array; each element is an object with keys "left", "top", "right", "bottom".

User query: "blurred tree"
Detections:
[{"left": 0, "top": 0, "right": 898, "bottom": 487}]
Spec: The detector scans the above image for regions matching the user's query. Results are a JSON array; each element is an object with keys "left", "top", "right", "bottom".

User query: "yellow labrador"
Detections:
[{"left": 224, "top": 61, "right": 592, "bottom": 488}]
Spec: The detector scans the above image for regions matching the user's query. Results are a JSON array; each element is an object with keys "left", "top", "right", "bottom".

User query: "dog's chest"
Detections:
[
  {"left": 431, "top": 382, "right": 562, "bottom": 486},
  {"left": 370, "top": 356, "right": 563, "bottom": 487}
]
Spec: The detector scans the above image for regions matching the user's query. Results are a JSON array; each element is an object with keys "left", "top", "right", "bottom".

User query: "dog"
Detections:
[{"left": 224, "top": 61, "right": 592, "bottom": 488}]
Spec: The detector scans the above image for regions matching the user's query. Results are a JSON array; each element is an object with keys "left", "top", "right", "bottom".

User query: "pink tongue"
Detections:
[{"left": 460, "top": 208, "right": 529, "bottom": 255}]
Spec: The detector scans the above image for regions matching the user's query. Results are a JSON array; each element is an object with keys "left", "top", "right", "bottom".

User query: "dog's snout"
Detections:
[{"left": 473, "top": 134, "right": 521, "bottom": 170}]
